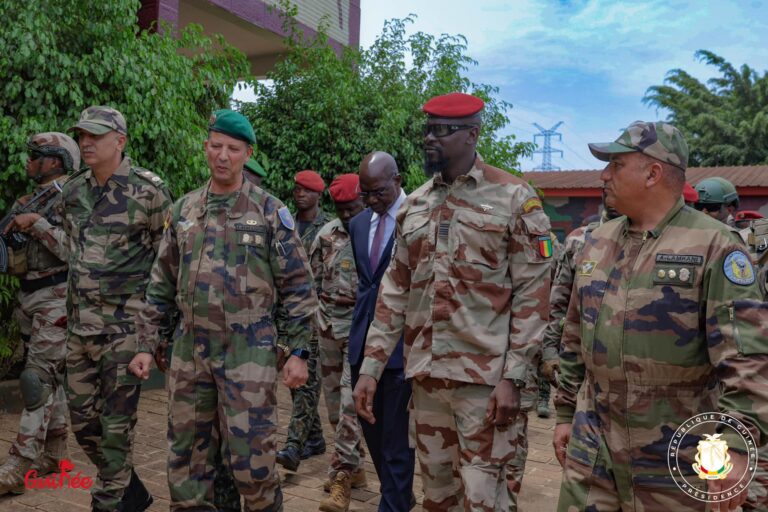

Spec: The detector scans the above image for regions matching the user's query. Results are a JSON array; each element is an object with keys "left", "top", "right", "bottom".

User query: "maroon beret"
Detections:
[
  {"left": 682, "top": 182, "right": 698, "bottom": 203},
  {"left": 422, "top": 92, "right": 484, "bottom": 118},
  {"left": 329, "top": 174, "right": 360, "bottom": 203},
  {"left": 295, "top": 170, "right": 325, "bottom": 193}
]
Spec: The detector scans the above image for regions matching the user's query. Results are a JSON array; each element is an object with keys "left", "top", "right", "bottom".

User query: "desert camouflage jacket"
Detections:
[
  {"left": 359, "top": 156, "right": 552, "bottom": 387},
  {"left": 309, "top": 218, "right": 357, "bottom": 340},
  {"left": 136, "top": 176, "right": 317, "bottom": 356},
  {"left": 8, "top": 178, "right": 69, "bottom": 280}
]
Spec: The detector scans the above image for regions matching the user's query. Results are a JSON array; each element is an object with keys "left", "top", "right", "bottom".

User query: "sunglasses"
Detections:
[
  {"left": 27, "top": 149, "right": 46, "bottom": 161},
  {"left": 693, "top": 202, "right": 723, "bottom": 212},
  {"left": 424, "top": 124, "right": 477, "bottom": 138}
]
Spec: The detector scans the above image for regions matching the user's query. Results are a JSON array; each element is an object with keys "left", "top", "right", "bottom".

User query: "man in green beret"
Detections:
[
  {"left": 244, "top": 156, "right": 267, "bottom": 187},
  {"left": 129, "top": 109, "right": 318, "bottom": 510}
]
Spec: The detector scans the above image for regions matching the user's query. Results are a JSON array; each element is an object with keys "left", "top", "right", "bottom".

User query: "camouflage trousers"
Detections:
[
  {"left": 557, "top": 429, "right": 709, "bottom": 512},
  {"left": 318, "top": 327, "right": 364, "bottom": 475},
  {"left": 412, "top": 377, "right": 528, "bottom": 511},
  {"left": 12, "top": 283, "right": 68, "bottom": 461},
  {"left": 745, "top": 445, "right": 768, "bottom": 511},
  {"left": 66, "top": 330, "right": 142, "bottom": 510},
  {"left": 285, "top": 336, "right": 323, "bottom": 450},
  {"left": 167, "top": 335, "right": 281, "bottom": 511}
]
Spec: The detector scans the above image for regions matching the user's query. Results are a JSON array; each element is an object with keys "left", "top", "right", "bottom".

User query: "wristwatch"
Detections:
[
  {"left": 511, "top": 379, "right": 527, "bottom": 389},
  {"left": 290, "top": 348, "right": 311, "bottom": 360}
]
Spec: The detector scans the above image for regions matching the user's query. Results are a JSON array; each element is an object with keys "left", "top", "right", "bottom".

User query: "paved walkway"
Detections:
[{"left": 0, "top": 383, "right": 562, "bottom": 511}]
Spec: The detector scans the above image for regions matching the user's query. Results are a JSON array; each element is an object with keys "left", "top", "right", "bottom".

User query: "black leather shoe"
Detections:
[
  {"left": 276, "top": 445, "right": 301, "bottom": 472},
  {"left": 301, "top": 438, "right": 326, "bottom": 460}
]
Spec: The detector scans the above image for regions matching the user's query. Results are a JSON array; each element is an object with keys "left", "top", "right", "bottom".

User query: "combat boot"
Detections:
[
  {"left": 537, "top": 398, "right": 551, "bottom": 418},
  {"left": 324, "top": 467, "right": 367, "bottom": 492},
  {"left": 0, "top": 454, "right": 33, "bottom": 496},
  {"left": 115, "top": 469, "right": 153, "bottom": 512},
  {"left": 301, "top": 436, "right": 326, "bottom": 459},
  {"left": 319, "top": 471, "right": 351, "bottom": 512},
  {"left": 276, "top": 445, "right": 301, "bottom": 472},
  {"left": 33, "top": 433, "right": 69, "bottom": 476}
]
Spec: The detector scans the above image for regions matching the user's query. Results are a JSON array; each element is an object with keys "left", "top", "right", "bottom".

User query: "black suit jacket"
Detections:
[{"left": 348, "top": 208, "right": 404, "bottom": 369}]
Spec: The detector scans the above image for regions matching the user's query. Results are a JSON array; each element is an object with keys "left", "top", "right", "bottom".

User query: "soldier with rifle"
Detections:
[{"left": 0, "top": 132, "right": 79, "bottom": 495}]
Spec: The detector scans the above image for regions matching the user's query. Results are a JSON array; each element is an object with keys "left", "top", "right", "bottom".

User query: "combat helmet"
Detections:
[
  {"left": 27, "top": 132, "right": 81, "bottom": 173},
  {"left": 694, "top": 178, "right": 738, "bottom": 207},
  {"left": 709, "top": 177, "right": 739, "bottom": 209}
]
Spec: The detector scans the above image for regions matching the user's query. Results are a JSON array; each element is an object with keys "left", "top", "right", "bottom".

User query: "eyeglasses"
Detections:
[
  {"left": 693, "top": 202, "right": 723, "bottom": 212},
  {"left": 424, "top": 124, "right": 477, "bottom": 138},
  {"left": 358, "top": 175, "right": 399, "bottom": 199}
]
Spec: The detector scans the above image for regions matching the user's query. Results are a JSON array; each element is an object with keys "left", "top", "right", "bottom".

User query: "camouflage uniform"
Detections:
[
  {"left": 136, "top": 176, "right": 317, "bottom": 511},
  {"left": 0, "top": 177, "right": 70, "bottom": 490},
  {"left": 743, "top": 217, "right": 768, "bottom": 511},
  {"left": 359, "top": 156, "right": 552, "bottom": 511},
  {"left": 282, "top": 210, "right": 327, "bottom": 454},
  {"left": 541, "top": 222, "right": 600, "bottom": 365},
  {"left": 56, "top": 155, "right": 171, "bottom": 509},
  {"left": 536, "top": 232, "right": 565, "bottom": 412},
  {"left": 308, "top": 218, "right": 365, "bottom": 476},
  {"left": 555, "top": 199, "right": 768, "bottom": 511}
]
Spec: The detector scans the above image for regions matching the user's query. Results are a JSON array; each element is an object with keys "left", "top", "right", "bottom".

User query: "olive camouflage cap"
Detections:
[
  {"left": 69, "top": 106, "right": 127, "bottom": 136},
  {"left": 28, "top": 132, "right": 81, "bottom": 171},
  {"left": 588, "top": 121, "right": 688, "bottom": 170}
]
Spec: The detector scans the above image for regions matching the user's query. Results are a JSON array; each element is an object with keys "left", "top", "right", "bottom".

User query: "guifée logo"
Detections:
[
  {"left": 24, "top": 459, "right": 93, "bottom": 490},
  {"left": 667, "top": 413, "right": 757, "bottom": 503}
]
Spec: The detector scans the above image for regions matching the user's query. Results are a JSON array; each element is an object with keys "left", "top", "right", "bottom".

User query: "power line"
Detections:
[{"left": 532, "top": 122, "right": 564, "bottom": 171}]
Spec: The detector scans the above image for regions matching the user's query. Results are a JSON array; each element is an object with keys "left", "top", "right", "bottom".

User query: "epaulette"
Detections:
[
  {"left": 133, "top": 167, "right": 166, "bottom": 188},
  {"left": 750, "top": 218, "right": 768, "bottom": 255}
]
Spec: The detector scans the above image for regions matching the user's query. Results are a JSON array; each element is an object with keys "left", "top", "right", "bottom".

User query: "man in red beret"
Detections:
[
  {"left": 354, "top": 92, "right": 552, "bottom": 510},
  {"left": 310, "top": 174, "right": 369, "bottom": 512},
  {"left": 277, "top": 170, "right": 329, "bottom": 471}
]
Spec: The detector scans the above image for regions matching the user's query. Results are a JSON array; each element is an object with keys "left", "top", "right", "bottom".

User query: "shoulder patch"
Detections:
[
  {"left": 579, "top": 260, "right": 597, "bottom": 276},
  {"left": 522, "top": 197, "right": 543, "bottom": 214},
  {"left": 723, "top": 250, "right": 755, "bottom": 286},
  {"left": 278, "top": 206, "right": 295, "bottom": 231}
]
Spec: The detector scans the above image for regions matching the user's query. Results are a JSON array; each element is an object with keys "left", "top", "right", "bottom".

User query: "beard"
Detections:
[{"left": 423, "top": 147, "right": 447, "bottom": 176}]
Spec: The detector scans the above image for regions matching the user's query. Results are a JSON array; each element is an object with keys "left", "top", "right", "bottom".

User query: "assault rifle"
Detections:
[{"left": 0, "top": 180, "right": 63, "bottom": 273}]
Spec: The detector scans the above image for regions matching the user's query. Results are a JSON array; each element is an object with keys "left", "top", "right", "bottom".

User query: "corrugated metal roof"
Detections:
[{"left": 524, "top": 166, "right": 768, "bottom": 189}]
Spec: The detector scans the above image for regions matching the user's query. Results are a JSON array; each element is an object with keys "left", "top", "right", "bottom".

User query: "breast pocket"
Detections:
[
  {"left": 401, "top": 209, "right": 432, "bottom": 271},
  {"left": 236, "top": 226, "right": 270, "bottom": 296},
  {"left": 450, "top": 211, "right": 507, "bottom": 280}
]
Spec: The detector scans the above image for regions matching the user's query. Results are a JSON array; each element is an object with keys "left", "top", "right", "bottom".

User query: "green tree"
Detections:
[
  {"left": 240, "top": 8, "right": 534, "bottom": 202},
  {"left": 644, "top": 50, "right": 768, "bottom": 166},
  {"left": 0, "top": 0, "right": 251, "bottom": 209}
]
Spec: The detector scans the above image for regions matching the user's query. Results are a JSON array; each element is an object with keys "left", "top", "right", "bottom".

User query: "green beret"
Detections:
[
  {"left": 208, "top": 109, "right": 256, "bottom": 145},
  {"left": 244, "top": 157, "right": 267, "bottom": 178}
]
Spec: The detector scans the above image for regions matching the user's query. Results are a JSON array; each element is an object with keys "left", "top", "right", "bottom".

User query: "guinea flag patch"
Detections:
[{"left": 538, "top": 235, "right": 553, "bottom": 258}]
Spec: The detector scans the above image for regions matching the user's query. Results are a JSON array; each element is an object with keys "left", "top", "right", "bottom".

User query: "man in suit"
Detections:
[{"left": 348, "top": 151, "right": 414, "bottom": 512}]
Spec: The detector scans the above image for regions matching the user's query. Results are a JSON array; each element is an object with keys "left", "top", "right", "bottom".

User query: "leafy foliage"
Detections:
[
  {"left": 0, "top": 0, "right": 251, "bottom": 209},
  {"left": 240, "top": 6, "right": 534, "bottom": 203},
  {"left": 0, "top": 275, "right": 19, "bottom": 360},
  {"left": 644, "top": 50, "right": 768, "bottom": 166}
]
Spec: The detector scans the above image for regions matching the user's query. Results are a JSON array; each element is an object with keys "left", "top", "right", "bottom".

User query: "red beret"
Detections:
[
  {"left": 682, "top": 182, "right": 698, "bottom": 203},
  {"left": 423, "top": 92, "right": 484, "bottom": 118},
  {"left": 735, "top": 210, "right": 764, "bottom": 220},
  {"left": 329, "top": 174, "right": 360, "bottom": 203},
  {"left": 295, "top": 170, "right": 325, "bottom": 193}
]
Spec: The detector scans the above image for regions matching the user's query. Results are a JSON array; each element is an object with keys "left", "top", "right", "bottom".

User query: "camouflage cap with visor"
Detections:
[
  {"left": 588, "top": 121, "right": 688, "bottom": 170},
  {"left": 69, "top": 106, "right": 127, "bottom": 136}
]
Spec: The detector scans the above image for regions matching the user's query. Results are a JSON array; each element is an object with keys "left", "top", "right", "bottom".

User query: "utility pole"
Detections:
[{"left": 533, "top": 122, "right": 564, "bottom": 171}]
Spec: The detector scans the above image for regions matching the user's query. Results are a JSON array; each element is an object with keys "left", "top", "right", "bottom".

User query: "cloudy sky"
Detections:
[{"left": 359, "top": 0, "right": 768, "bottom": 170}]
